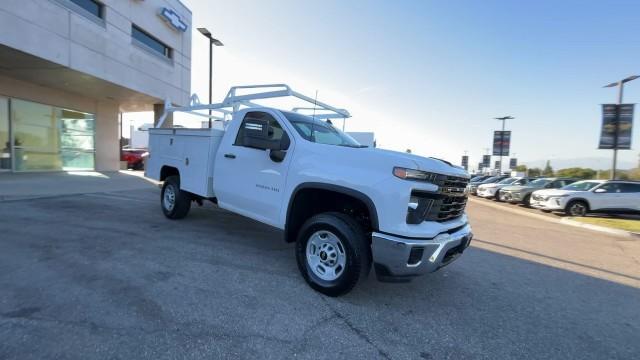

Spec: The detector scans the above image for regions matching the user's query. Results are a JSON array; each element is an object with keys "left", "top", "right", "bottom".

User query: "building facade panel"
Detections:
[{"left": 0, "top": 0, "right": 192, "bottom": 172}]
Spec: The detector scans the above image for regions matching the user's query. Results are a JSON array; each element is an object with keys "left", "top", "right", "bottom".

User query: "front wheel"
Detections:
[
  {"left": 295, "top": 212, "right": 371, "bottom": 297},
  {"left": 161, "top": 176, "right": 191, "bottom": 219},
  {"left": 565, "top": 200, "right": 588, "bottom": 217}
]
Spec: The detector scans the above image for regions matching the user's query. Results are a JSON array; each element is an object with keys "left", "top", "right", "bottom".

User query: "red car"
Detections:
[{"left": 121, "top": 148, "right": 148, "bottom": 170}]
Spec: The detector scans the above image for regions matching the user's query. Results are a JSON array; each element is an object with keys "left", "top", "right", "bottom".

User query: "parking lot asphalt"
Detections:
[{"left": 1, "top": 187, "right": 639, "bottom": 360}]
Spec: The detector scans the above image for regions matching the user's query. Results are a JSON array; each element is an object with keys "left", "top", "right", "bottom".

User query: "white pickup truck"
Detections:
[{"left": 146, "top": 84, "right": 473, "bottom": 296}]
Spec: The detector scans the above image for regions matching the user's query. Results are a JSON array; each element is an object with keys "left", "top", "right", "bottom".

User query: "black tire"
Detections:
[
  {"left": 565, "top": 200, "right": 588, "bottom": 217},
  {"left": 295, "top": 212, "right": 371, "bottom": 297},
  {"left": 161, "top": 175, "right": 191, "bottom": 219},
  {"left": 494, "top": 190, "right": 502, "bottom": 202},
  {"left": 522, "top": 194, "right": 531, "bottom": 207}
]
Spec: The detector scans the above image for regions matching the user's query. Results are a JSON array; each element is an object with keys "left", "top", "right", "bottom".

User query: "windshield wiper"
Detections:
[{"left": 338, "top": 144, "right": 368, "bottom": 148}]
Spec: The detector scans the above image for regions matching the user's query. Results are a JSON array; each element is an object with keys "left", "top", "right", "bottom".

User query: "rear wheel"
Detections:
[
  {"left": 295, "top": 212, "right": 371, "bottom": 297},
  {"left": 565, "top": 200, "right": 588, "bottom": 217},
  {"left": 494, "top": 190, "right": 502, "bottom": 202},
  {"left": 522, "top": 194, "right": 532, "bottom": 207},
  {"left": 161, "top": 176, "right": 191, "bottom": 219}
]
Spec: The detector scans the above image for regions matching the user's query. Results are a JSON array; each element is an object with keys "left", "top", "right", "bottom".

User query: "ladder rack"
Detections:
[{"left": 156, "top": 84, "right": 351, "bottom": 128}]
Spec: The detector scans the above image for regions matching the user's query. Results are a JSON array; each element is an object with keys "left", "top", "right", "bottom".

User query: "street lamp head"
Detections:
[
  {"left": 211, "top": 38, "right": 224, "bottom": 46},
  {"left": 603, "top": 75, "right": 639, "bottom": 87},
  {"left": 494, "top": 116, "right": 514, "bottom": 120},
  {"left": 197, "top": 27, "right": 211, "bottom": 37}
]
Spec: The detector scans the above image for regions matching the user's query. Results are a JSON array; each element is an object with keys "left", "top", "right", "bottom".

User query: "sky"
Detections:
[{"left": 138, "top": 0, "right": 640, "bottom": 170}]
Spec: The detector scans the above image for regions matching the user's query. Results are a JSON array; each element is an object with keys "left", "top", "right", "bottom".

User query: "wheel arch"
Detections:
[
  {"left": 284, "top": 182, "right": 379, "bottom": 243},
  {"left": 160, "top": 166, "right": 180, "bottom": 182}
]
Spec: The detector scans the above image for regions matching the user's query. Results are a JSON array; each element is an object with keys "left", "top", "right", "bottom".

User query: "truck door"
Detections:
[{"left": 214, "top": 110, "right": 293, "bottom": 228}]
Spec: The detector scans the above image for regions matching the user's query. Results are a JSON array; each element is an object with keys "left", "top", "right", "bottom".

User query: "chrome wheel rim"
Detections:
[
  {"left": 306, "top": 230, "right": 346, "bottom": 281},
  {"left": 570, "top": 203, "right": 586, "bottom": 216},
  {"left": 163, "top": 184, "right": 176, "bottom": 211}
]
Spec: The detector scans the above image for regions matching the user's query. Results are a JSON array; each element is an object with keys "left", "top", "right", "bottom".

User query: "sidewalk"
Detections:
[{"left": 0, "top": 170, "right": 158, "bottom": 201}]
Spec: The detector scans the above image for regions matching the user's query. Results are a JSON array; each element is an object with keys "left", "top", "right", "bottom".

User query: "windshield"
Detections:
[
  {"left": 529, "top": 179, "right": 551, "bottom": 187},
  {"left": 282, "top": 111, "right": 363, "bottom": 147},
  {"left": 561, "top": 181, "right": 601, "bottom": 191},
  {"left": 497, "top": 178, "right": 516, "bottom": 184}
]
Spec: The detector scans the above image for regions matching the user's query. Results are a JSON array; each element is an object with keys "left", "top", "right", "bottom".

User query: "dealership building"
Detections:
[{"left": 0, "top": 0, "right": 191, "bottom": 172}]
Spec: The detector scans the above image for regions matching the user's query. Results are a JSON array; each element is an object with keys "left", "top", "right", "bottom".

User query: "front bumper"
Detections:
[
  {"left": 477, "top": 187, "right": 497, "bottom": 198},
  {"left": 500, "top": 191, "right": 522, "bottom": 202},
  {"left": 371, "top": 224, "right": 473, "bottom": 281},
  {"left": 530, "top": 197, "right": 566, "bottom": 210}
]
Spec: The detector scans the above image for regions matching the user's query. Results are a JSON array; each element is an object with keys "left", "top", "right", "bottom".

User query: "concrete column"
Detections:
[
  {"left": 154, "top": 103, "right": 173, "bottom": 128},
  {"left": 95, "top": 100, "right": 120, "bottom": 171}
]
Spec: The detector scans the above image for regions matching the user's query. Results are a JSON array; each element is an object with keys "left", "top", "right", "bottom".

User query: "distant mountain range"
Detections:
[{"left": 522, "top": 157, "right": 637, "bottom": 170}]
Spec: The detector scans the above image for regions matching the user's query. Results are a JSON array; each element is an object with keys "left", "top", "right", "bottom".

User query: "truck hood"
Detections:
[{"left": 371, "top": 148, "right": 469, "bottom": 178}]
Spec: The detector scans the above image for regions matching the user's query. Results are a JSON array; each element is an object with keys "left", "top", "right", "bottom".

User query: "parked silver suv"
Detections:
[{"left": 500, "top": 178, "right": 577, "bottom": 206}]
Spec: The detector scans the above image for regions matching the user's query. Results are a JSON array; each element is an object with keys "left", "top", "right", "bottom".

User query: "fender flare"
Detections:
[{"left": 284, "top": 182, "right": 380, "bottom": 242}]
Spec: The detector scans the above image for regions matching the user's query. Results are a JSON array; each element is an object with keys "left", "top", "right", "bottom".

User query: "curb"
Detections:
[
  {"left": 560, "top": 218, "right": 640, "bottom": 239},
  {"left": 468, "top": 197, "right": 639, "bottom": 240}
]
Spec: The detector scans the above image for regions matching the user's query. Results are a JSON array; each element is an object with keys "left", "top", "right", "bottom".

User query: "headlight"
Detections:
[{"left": 393, "top": 167, "right": 438, "bottom": 183}]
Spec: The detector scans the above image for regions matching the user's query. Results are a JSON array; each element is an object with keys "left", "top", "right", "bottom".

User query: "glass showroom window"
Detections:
[
  {"left": 11, "top": 99, "right": 95, "bottom": 171},
  {"left": 0, "top": 97, "right": 9, "bottom": 170}
]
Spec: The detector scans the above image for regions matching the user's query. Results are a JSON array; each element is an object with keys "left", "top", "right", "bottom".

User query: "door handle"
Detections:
[{"left": 224, "top": 153, "right": 236, "bottom": 159}]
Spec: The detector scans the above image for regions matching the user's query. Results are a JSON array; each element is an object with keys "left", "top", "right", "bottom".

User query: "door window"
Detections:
[
  {"left": 596, "top": 183, "right": 623, "bottom": 193},
  {"left": 235, "top": 111, "right": 288, "bottom": 149},
  {"left": 620, "top": 183, "right": 640, "bottom": 193}
]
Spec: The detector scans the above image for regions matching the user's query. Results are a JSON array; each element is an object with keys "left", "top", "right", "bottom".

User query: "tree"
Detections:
[
  {"left": 515, "top": 165, "right": 527, "bottom": 172},
  {"left": 556, "top": 167, "right": 596, "bottom": 180},
  {"left": 542, "top": 160, "right": 554, "bottom": 176},
  {"left": 528, "top": 167, "right": 542, "bottom": 177}
]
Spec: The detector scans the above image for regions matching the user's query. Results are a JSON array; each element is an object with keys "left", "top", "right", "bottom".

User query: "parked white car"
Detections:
[
  {"left": 476, "top": 177, "right": 530, "bottom": 201},
  {"left": 146, "top": 84, "right": 473, "bottom": 296},
  {"left": 530, "top": 180, "right": 640, "bottom": 216}
]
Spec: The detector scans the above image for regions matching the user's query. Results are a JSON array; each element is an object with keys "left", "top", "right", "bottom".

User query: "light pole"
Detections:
[
  {"left": 494, "top": 116, "right": 514, "bottom": 174},
  {"left": 603, "top": 75, "right": 639, "bottom": 179},
  {"left": 197, "top": 28, "right": 224, "bottom": 128}
]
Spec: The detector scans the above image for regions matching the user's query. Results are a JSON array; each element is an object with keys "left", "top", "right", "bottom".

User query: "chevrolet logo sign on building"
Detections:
[{"left": 159, "top": 7, "right": 188, "bottom": 32}]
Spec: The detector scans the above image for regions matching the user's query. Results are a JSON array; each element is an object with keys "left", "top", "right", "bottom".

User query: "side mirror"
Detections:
[
  {"left": 269, "top": 133, "right": 291, "bottom": 163},
  {"left": 594, "top": 188, "right": 607, "bottom": 193},
  {"left": 242, "top": 119, "right": 280, "bottom": 150}
]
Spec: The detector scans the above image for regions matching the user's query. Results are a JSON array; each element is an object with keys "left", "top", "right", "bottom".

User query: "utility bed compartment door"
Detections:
[{"left": 147, "top": 128, "right": 224, "bottom": 198}]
